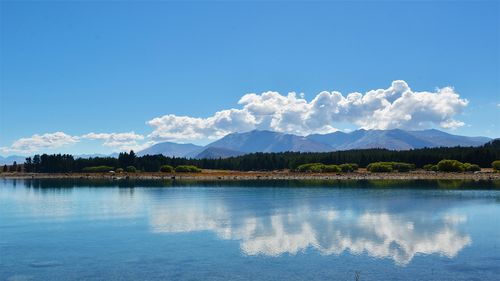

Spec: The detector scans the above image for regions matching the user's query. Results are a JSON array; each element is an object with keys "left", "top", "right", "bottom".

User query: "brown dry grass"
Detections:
[{"left": 2, "top": 169, "right": 499, "bottom": 181}]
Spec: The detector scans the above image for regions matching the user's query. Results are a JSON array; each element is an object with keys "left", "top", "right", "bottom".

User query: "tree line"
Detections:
[{"left": 20, "top": 139, "right": 500, "bottom": 173}]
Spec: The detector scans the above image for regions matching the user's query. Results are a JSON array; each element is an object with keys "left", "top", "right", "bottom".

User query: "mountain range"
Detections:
[
  {"left": 0, "top": 129, "right": 492, "bottom": 163},
  {"left": 137, "top": 129, "right": 492, "bottom": 159},
  {"left": 137, "top": 142, "right": 203, "bottom": 157},
  {"left": 0, "top": 155, "right": 26, "bottom": 165}
]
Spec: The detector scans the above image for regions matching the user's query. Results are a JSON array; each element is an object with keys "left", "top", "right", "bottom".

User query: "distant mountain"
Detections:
[
  {"left": 194, "top": 147, "right": 244, "bottom": 159},
  {"left": 137, "top": 129, "right": 492, "bottom": 159},
  {"left": 0, "top": 155, "right": 26, "bottom": 165},
  {"left": 307, "top": 129, "right": 491, "bottom": 150},
  {"left": 137, "top": 141, "right": 202, "bottom": 157},
  {"left": 2, "top": 129, "right": 492, "bottom": 164},
  {"left": 404, "top": 129, "right": 491, "bottom": 148},
  {"left": 203, "top": 130, "right": 332, "bottom": 154},
  {"left": 75, "top": 153, "right": 113, "bottom": 159}
]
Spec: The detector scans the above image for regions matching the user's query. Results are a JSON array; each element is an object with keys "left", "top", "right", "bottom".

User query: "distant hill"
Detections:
[
  {"left": 203, "top": 130, "right": 332, "bottom": 154},
  {"left": 137, "top": 141, "right": 202, "bottom": 157},
  {"left": 194, "top": 147, "right": 244, "bottom": 159},
  {"left": 307, "top": 129, "right": 491, "bottom": 150},
  {"left": 2, "top": 129, "right": 492, "bottom": 163},
  {"left": 130, "top": 129, "right": 492, "bottom": 159},
  {"left": 0, "top": 155, "right": 26, "bottom": 165},
  {"left": 75, "top": 153, "right": 113, "bottom": 159}
]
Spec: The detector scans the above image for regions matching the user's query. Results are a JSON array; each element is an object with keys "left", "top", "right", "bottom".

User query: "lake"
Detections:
[{"left": 1, "top": 179, "right": 499, "bottom": 281}]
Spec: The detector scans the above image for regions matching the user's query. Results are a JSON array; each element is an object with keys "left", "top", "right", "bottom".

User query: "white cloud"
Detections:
[
  {"left": 81, "top": 132, "right": 148, "bottom": 152},
  {"left": 0, "top": 132, "right": 79, "bottom": 154},
  {"left": 147, "top": 80, "right": 468, "bottom": 142},
  {"left": 2, "top": 81, "right": 470, "bottom": 153},
  {"left": 1, "top": 131, "right": 149, "bottom": 154},
  {"left": 147, "top": 109, "right": 257, "bottom": 142}
]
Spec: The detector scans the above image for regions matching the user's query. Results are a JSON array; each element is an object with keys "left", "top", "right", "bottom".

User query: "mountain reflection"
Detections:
[{"left": 150, "top": 200, "right": 471, "bottom": 265}]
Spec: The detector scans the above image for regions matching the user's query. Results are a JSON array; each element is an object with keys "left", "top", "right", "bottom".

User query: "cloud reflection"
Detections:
[{"left": 150, "top": 203, "right": 470, "bottom": 265}]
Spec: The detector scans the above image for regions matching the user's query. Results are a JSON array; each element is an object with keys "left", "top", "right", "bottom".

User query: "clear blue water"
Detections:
[{"left": 1, "top": 179, "right": 499, "bottom": 281}]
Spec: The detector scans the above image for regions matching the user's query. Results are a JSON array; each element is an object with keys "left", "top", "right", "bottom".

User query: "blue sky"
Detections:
[{"left": 1, "top": 1, "right": 499, "bottom": 156}]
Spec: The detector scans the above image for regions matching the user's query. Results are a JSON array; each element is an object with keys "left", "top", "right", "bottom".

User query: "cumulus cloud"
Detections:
[
  {"left": 81, "top": 131, "right": 148, "bottom": 152},
  {"left": 147, "top": 109, "right": 257, "bottom": 142},
  {"left": 1, "top": 131, "right": 149, "bottom": 154},
  {"left": 147, "top": 80, "right": 468, "bottom": 142},
  {"left": 0, "top": 132, "right": 79, "bottom": 154},
  {"left": 2, "top": 81, "right": 470, "bottom": 153}
]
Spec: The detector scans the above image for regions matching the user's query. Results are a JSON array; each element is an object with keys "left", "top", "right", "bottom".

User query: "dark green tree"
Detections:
[
  {"left": 24, "top": 157, "right": 33, "bottom": 173},
  {"left": 118, "top": 150, "right": 136, "bottom": 168},
  {"left": 33, "top": 155, "right": 41, "bottom": 172},
  {"left": 9, "top": 161, "right": 17, "bottom": 172}
]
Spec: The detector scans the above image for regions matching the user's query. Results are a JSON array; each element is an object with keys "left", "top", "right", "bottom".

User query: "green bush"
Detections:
[
  {"left": 367, "top": 162, "right": 415, "bottom": 173},
  {"left": 348, "top": 163, "right": 359, "bottom": 171},
  {"left": 309, "top": 164, "right": 324, "bottom": 173},
  {"left": 297, "top": 163, "right": 358, "bottom": 173},
  {"left": 437, "top": 159, "right": 465, "bottom": 172},
  {"left": 125, "top": 166, "right": 137, "bottom": 173},
  {"left": 322, "top": 164, "right": 341, "bottom": 173},
  {"left": 423, "top": 164, "right": 434, "bottom": 171},
  {"left": 160, "top": 165, "right": 174, "bottom": 173},
  {"left": 367, "top": 162, "right": 393, "bottom": 173},
  {"left": 82, "top": 166, "right": 114, "bottom": 173},
  {"left": 492, "top": 160, "right": 500, "bottom": 172},
  {"left": 296, "top": 163, "right": 323, "bottom": 172},
  {"left": 339, "top": 163, "right": 355, "bottom": 172},
  {"left": 463, "top": 163, "right": 480, "bottom": 172},
  {"left": 392, "top": 162, "right": 415, "bottom": 172},
  {"left": 175, "top": 165, "right": 202, "bottom": 173}
]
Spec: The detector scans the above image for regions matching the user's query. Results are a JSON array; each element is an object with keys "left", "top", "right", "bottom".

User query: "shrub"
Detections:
[
  {"left": 82, "top": 166, "right": 114, "bottom": 173},
  {"left": 367, "top": 162, "right": 393, "bottom": 173},
  {"left": 367, "top": 162, "right": 414, "bottom": 173},
  {"left": 116, "top": 168, "right": 124, "bottom": 173},
  {"left": 296, "top": 163, "right": 360, "bottom": 173},
  {"left": 322, "top": 164, "right": 341, "bottom": 173},
  {"left": 437, "top": 159, "right": 465, "bottom": 172},
  {"left": 348, "top": 163, "right": 359, "bottom": 171},
  {"left": 423, "top": 164, "right": 434, "bottom": 171},
  {"left": 296, "top": 163, "right": 323, "bottom": 172},
  {"left": 392, "top": 162, "right": 415, "bottom": 172},
  {"left": 492, "top": 160, "right": 500, "bottom": 172},
  {"left": 125, "top": 166, "right": 137, "bottom": 173},
  {"left": 310, "top": 164, "right": 325, "bottom": 173},
  {"left": 160, "top": 165, "right": 174, "bottom": 173},
  {"left": 339, "top": 163, "right": 355, "bottom": 172},
  {"left": 175, "top": 165, "right": 202, "bottom": 173},
  {"left": 463, "top": 163, "right": 481, "bottom": 172},
  {"left": 468, "top": 164, "right": 481, "bottom": 172}
]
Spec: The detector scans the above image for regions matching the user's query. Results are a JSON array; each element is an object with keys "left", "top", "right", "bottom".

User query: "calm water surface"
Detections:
[{"left": 1, "top": 179, "right": 499, "bottom": 281}]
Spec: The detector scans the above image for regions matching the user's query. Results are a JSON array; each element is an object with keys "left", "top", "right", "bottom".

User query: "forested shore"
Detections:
[{"left": 2, "top": 139, "right": 499, "bottom": 174}]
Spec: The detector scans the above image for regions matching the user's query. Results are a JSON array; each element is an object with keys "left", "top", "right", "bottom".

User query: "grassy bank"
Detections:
[{"left": 2, "top": 169, "right": 499, "bottom": 181}]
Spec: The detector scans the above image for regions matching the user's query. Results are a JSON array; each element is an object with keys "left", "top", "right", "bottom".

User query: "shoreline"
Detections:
[{"left": 2, "top": 170, "right": 500, "bottom": 181}]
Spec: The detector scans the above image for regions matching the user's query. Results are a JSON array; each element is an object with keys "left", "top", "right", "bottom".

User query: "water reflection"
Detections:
[
  {"left": 149, "top": 196, "right": 472, "bottom": 265},
  {"left": 3, "top": 179, "right": 495, "bottom": 267}
]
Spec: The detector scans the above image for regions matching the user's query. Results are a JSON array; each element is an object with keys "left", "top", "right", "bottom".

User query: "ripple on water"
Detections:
[
  {"left": 29, "top": 260, "right": 63, "bottom": 268},
  {"left": 7, "top": 275, "right": 34, "bottom": 281}
]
